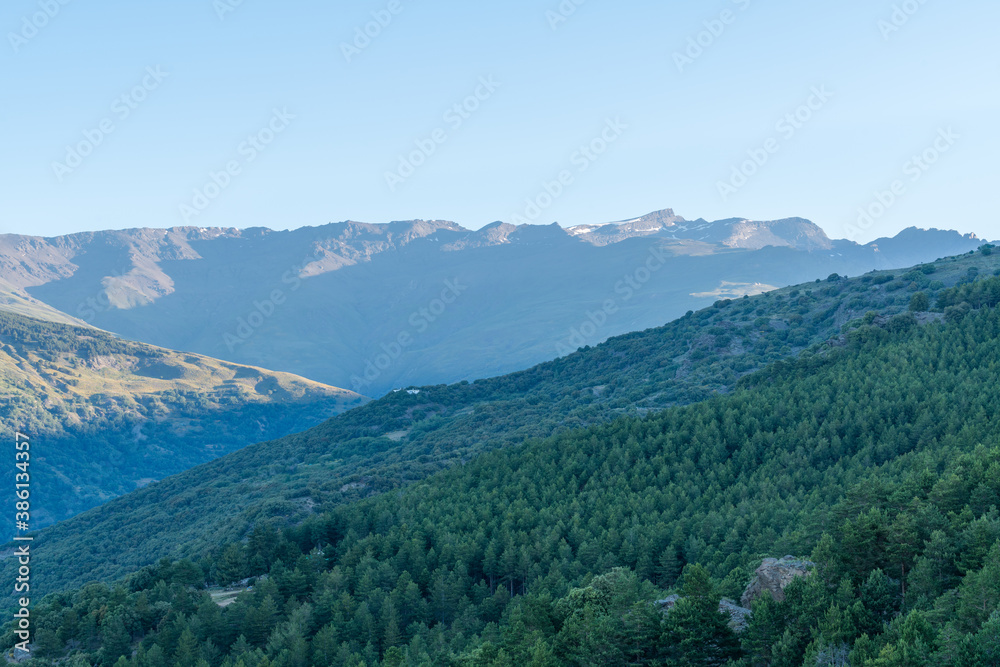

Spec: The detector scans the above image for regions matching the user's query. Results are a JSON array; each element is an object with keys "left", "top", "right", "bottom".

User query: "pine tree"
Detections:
[
  {"left": 382, "top": 597, "right": 403, "bottom": 650},
  {"left": 310, "top": 624, "right": 339, "bottom": 666},
  {"left": 973, "top": 612, "right": 1000, "bottom": 664},
  {"left": 855, "top": 570, "right": 897, "bottom": 637},
  {"left": 143, "top": 644, "right": 167, "bottom": 667},
  {"left": 909, "top": 292, "right": 930, "bottom": 312},
  {"left": 955, "top": 541, "right": 1000, "bottom": 631},
  {"left": 661, "top": 564, "right": 741, "bottom": 666},
  {"left": 382, "top": 646, "right": 406, "bottom": 667},
  {"left": 526, "top": 638, "right": 559, "bottom": 667},
  {"left": 174, "top": 628, "right": 201, "bottom": 667},
  {"left": 100, "top": 614, "right": 132, "bottom": 666},
  {"left": 741, "top": 592, "right": 789, "bottom": 666},
  {"left": 33, "top": 627, "right": 62, "bottom": 659},
  {"left": 216, "top": 544, "right": 247, "bottom": 585}
]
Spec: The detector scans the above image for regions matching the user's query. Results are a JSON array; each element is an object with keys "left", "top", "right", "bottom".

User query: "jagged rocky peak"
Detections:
[
  {"left": 566, "top": 208, "right": 686, "bottom": 245},
  {"left": 316, "top": 219, "right": 463, "bottom": 245},
  {"left": 442, "top": 221, "right": 574, "bottom": 251},
  {"left": 384, "top": 218, "right": 465, "bottom": 236},
  {"left": 617, "top": 208, "right": 686, "bottom": 228}
]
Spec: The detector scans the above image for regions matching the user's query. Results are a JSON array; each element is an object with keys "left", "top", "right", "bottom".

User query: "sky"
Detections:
[{"left": 2, "top": 0, "right": 998, "bottom": 244}]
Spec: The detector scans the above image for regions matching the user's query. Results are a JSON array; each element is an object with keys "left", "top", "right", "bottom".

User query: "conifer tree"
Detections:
[{"left": 661, "top": 564, "right": 741, "bottom": 666}]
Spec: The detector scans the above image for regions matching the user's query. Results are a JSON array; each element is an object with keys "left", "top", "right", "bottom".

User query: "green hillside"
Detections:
[
  {"left": 5, "top": 249, "right": 996, "bottom": 599},
  {"left": 0, "top": 311, "right": 366, "bottom": 531},
  {"left": 7, "top": 263, "right": 1000, "bottom": 666}
]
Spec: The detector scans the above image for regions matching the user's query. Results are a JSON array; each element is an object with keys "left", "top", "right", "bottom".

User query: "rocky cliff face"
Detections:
[{"left": 1, "top": 213, "right": 988, "bottom": 395}]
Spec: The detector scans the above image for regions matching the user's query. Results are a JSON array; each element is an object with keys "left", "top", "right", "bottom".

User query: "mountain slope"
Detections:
[
  {"left": 9, "top": 247, "right": 997, "bottom": 595},
  {"left": 1, "top": 212, "right": 985, "bottom": 395},
  {"left": 0, "top": 311, "right": 366, "bottom": 531},
  {"left": 0, "top": 276, "right": 87, "bottom": 326},
  {"left": 10, "top": 268, "right": 1000, "bottom": 666}
]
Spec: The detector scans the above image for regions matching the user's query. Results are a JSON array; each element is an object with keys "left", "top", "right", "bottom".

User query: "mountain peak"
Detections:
[
  {"left": 566, "top": 211, "right": 832, "bottom": 251},
  {"left": 712, "top": 217, "right": 833, "bottom": 251},
  {"left": 616, "top": 208, "right": 683, "bottom": 226},
  {"left": 565, "top": 209, "right": 685, "bottom": 246}
]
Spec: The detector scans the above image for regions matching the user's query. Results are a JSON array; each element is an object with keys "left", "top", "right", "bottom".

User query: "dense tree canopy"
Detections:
[
  {"left": 11, "top": 253, "right": 998, "bottom": 596},
  {"left": 7, "top": 273, "right": 1000, "bottom": 665}
]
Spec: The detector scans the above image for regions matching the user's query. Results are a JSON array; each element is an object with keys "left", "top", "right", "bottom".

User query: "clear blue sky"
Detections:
[{"left": 2, "top": 0, "right": 997, "bottom": 243}]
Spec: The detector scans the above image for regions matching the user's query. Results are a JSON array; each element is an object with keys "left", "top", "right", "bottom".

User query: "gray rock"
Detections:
[
  {"left": 654, "top": 594, "right": 681, "bottom": 611},
  {"left": 719, "top": 598, "right": 753, "bottom": 633},
  {"left": 656, "top": 594, "right": 753, "bottom": 633},
  {"left": 741, "top": 556, "right": 815, "bottom": 608}
]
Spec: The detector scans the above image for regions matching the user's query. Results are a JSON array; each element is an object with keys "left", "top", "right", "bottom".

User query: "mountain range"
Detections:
[{"left": 0, "top": 210, "right": 986, "bottom": 396}]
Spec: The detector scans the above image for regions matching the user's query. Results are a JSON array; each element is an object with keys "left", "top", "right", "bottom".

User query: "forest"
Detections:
[
  {"left": 5, "top": 266, "right": 1000, "bottom": 665},
  {"left": 11, "top": 250, "right": 997, "bottom": 597}
]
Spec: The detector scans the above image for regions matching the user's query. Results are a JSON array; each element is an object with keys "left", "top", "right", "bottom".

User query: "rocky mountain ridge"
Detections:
[{"left": 0, "top": 210, "right": 988, "bottom": 394}]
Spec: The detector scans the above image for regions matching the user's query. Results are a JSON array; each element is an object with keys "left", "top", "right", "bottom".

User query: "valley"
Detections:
[{"left": 0, "top": 311, "right": 366, "bottom": 531}]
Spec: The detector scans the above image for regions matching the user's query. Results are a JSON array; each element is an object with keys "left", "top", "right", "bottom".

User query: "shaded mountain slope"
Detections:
[
  {"left": 0, "top": 212, "right": 986, "bottom": 395},
  {"left": 0, "top": 311, "right": 366, "bottom": 531}
]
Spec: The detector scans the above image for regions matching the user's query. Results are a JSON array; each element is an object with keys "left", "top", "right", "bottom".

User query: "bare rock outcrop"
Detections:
[
  {"left": 655, "top": 595, "right": 752, "bottom": 633},
  {"left": 654, "top": 555, "right": 814, "bottom": 633},
  {"left": 718, "top": 598, "right": 753, "bottom": 633},
  {"left": 740, "top": 555, "right": 814, "bottom": 608}
]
